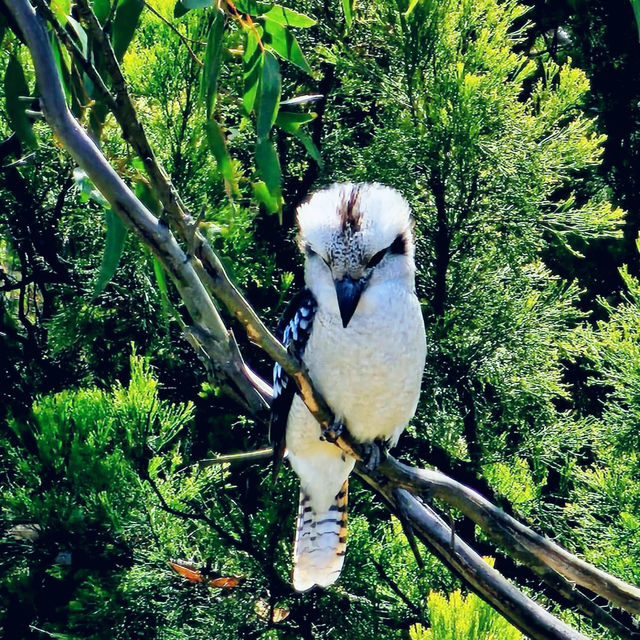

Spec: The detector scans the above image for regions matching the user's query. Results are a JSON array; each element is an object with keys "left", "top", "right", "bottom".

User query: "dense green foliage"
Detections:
[{"left": 2, "top": 0, "right": 640, "bottom": 638}]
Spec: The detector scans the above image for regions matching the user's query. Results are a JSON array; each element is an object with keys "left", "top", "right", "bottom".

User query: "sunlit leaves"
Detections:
[
  {"left": 200, "top": 9, "right": 226, "bottom": 118},
  {"left": 5, "top": 56, "right": 36, "bottom": 149},
  {"left": 205, "top": 120, "right": 239, "bottom": 195},
  {"left": 260, "top": 5, "right": 316, "bottom": 28},
  {"left": 112, "top": 0, "right": 144, "bottom": 61},
  {"left": 262, "top": 16, "right": 311, "bottom": 73}
]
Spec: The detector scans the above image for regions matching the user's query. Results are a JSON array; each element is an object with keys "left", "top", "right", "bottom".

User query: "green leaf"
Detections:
[
  {"left": 200, "top": 10, "right": 225, "bottom": 118},
  {"left": 92, "top": 0, "right": 111, "bottom": 24},
  {"left": 183, "top": 0, "right": 214, "bottom": 8},
  {"left": 242, "top": 26, "right": 262, "bottom": 115},
  {"left": 262, "top": 18, "right": 311, "bottom": 74},
  {"left": 342, "top": 0, "right": 353, "bottom": 28},
  {"left": 255, "top": 137, "right": 282, "bottom": 217},
  {"left": 293, "top": 129, "right": 322, "bottom": 166},
  {"left": 274, "top": 111, "right": 315, "bottom": 134},
  {"left": 252, "top": 180, "right": 279, "bottom": 214},
  {"left": 112, "top": 0, "right": 144, "bottom": 61},
  {"left": 404, "top": 0, "right": 421, "bottom": 17},
  {"left": 153, "top": 258, "right": 183, "bottom": 325},
  {"left": 235, "top": 0, "right": 260, "bottom": 14},
  {"left": 134, "top": 179, "right": 161, "bottom": 215},
  {"left": 93, "top": 209, "right": 128, "bottom": 299},
  {"left": 255, "top": 50, "right": 280, "bottom": 140},
  {"left": 51, "top": 0, "right": 71, "bottom": 24},
  {"left": 66, "top": 15, "right": 88, "bottom": 57},
  {"left": 174, "top": 1, "right": 189, "bottom": 18},
  {"left": 73, "top": 168, "right": 109, "bottom": 207},
  {"left": 632, "top": 0, "right": 640, "bottom": 41},
  {"left": 51, "top": 35, "right": 72, "bottom": 106},
  {"left": 4, "top": 56, "right": 36, "bottom": 149},
  {"left": 205, "top": 120, "right": 239, "bottom": 195},
  {"left": 261, "top": 5, "right": 316, "bottom": 28}
]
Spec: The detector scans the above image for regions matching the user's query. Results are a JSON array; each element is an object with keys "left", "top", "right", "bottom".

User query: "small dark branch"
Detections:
[
  {"left": 430, "top": 170, "right": 449, "bottom": 318},
  {"left": 199, "top": 448, "right": 274, "bottom": 467},
  {"left": 371, "top": 558, "right": 423, "bottom": 619},
  {"left": 142, "top": 0, "right": 203, "bottom": 66},
  {"left": 457, "top": 379, "right": 483, "bottom": 470}
]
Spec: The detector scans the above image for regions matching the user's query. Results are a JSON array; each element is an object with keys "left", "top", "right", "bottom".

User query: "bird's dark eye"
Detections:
[
  {"left": 389, "top": 233, "right": 406, "bottom": 255},
  {"left": 366, "top": 248, "right": 387, "bottom": 269}
]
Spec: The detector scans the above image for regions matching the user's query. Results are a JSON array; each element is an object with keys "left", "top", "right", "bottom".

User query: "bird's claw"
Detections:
[
  {"left": 321, "top": 419, "right": 345, "bottom": 443},
  {"left": 359, "top": 439, "right": 388, "bottom": 473}
]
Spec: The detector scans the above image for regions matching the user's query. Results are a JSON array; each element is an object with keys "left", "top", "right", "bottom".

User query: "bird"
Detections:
[{"left": 271, "top": 182, "right": 426, "bottom": 592}]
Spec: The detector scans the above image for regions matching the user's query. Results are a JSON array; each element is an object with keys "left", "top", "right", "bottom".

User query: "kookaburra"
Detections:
[{"left": 271, "top": 183, "right": 426, "bottom": 592}]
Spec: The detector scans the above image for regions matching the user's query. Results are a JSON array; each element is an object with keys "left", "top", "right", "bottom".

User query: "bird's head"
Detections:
[{"left": 296, "top": 182, "right": 416, "bottom": 328}]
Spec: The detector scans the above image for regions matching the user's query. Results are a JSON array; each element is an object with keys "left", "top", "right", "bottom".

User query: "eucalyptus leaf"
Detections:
[
  {"left": 182, "top": 0, "right": 214, "bottom": 8},
  {"left": 255, "top": 50, "right": 280, "bottom": 140},
  {"left": 200, "top": 10, "right": 225, "bottom": 118},
  {"left": 66, "top": 16, "right": 88, "bottom": 57},
  {"left": 112, "top": 0, "right": 144, "bottom": 62},
  {"left": 261, "top": 5, "right": 316, "bottom": 28},
  {"left": 174, "top": 1, "right": 189, "bottom": 18},
  {"left": 50, "top": 0, "right": 71, "bottom": 24},
  {"left": 293, "top": 129, "right": 322, "bottom": 166},
  {"left": 274, "top": 111, "right": 315, "bottom": 134},
  {"left": 205, "top": 120, "right": 238, "bottom": 195},
  {"left": 93, "top": 209, "right": 128, "bottom": 299},
  {"left": 93, "top": 0, "right": 111, "bottom": 24},
  {"left": 342, "top": 0, "right": 353, "bottom": 28},
  {"left": 632, "top": 0, "right": 640, "bottom": 41},
  {"left": 51, "top": 35, "right": 72, "bottom": 106},
  {"left": 5, "top": 56, "right": 36, "bottom": 149},
  {"left": 242, "top": 27, "right": 262, "bottom": 115},
  {"left": 255, "top": 137, "right": 282, "bottom": 217},
  {"left": 262, "top": 18, "right": 311, "bottom": 74}
]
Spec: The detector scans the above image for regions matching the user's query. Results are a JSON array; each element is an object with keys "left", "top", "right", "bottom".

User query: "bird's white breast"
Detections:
[{"left": 303, "top": 284, "right": 426, "bottom": 444}]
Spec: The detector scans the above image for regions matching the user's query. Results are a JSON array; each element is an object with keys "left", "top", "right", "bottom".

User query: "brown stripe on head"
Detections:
[{"left": 340, "top": 184, "right": 363, "bottom": 232}]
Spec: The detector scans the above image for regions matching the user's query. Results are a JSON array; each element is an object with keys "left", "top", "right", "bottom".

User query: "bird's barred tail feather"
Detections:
[{"left": 292, "top": 481, "right": 348, "bottom": 592}]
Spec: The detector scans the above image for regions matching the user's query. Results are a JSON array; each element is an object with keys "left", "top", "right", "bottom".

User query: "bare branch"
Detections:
[
  {"left": 379, "top": 456, "right": 640, "bottom": 619},
  {"left": 390, "top": 489, "right": 590, "bottom": 640}
]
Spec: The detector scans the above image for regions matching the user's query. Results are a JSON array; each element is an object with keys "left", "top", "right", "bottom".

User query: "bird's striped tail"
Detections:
[{"left": 292, "top": 481, "right": 348, "bottom": 592}]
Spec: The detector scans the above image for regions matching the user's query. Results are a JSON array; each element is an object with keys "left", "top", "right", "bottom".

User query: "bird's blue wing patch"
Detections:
[{"left": 270, "top": 288, "right": 317, "bottom": 472}]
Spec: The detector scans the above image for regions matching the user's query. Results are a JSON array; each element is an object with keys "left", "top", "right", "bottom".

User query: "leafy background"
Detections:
[{"left": 1, "top": 0, "right": 640, "bottom": 638}]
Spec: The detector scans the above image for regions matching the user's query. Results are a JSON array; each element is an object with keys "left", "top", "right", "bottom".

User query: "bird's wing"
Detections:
[{"left": 270, "top": 288, "right": 317, "bottom": 475}]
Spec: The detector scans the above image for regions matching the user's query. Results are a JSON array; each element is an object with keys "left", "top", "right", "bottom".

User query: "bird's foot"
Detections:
[
  {"left": 359, "top": 439, "right": 388, "bottom": 473},
  {"left": 321, "top": 419, "right": 345, "bottom": 444}
]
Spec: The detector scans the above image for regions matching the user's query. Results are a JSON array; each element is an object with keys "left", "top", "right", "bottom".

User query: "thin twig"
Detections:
[
  {"left": 142, "top": 0, "right": 203, "bottom": 66},
  {"left": 199, "top": 448, "right": 274, "bottom": 467}
]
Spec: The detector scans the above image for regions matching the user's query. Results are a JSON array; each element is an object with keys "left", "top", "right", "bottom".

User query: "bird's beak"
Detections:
[{"left": 334, "top": 276, "right": 366, "bottom": 328}]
